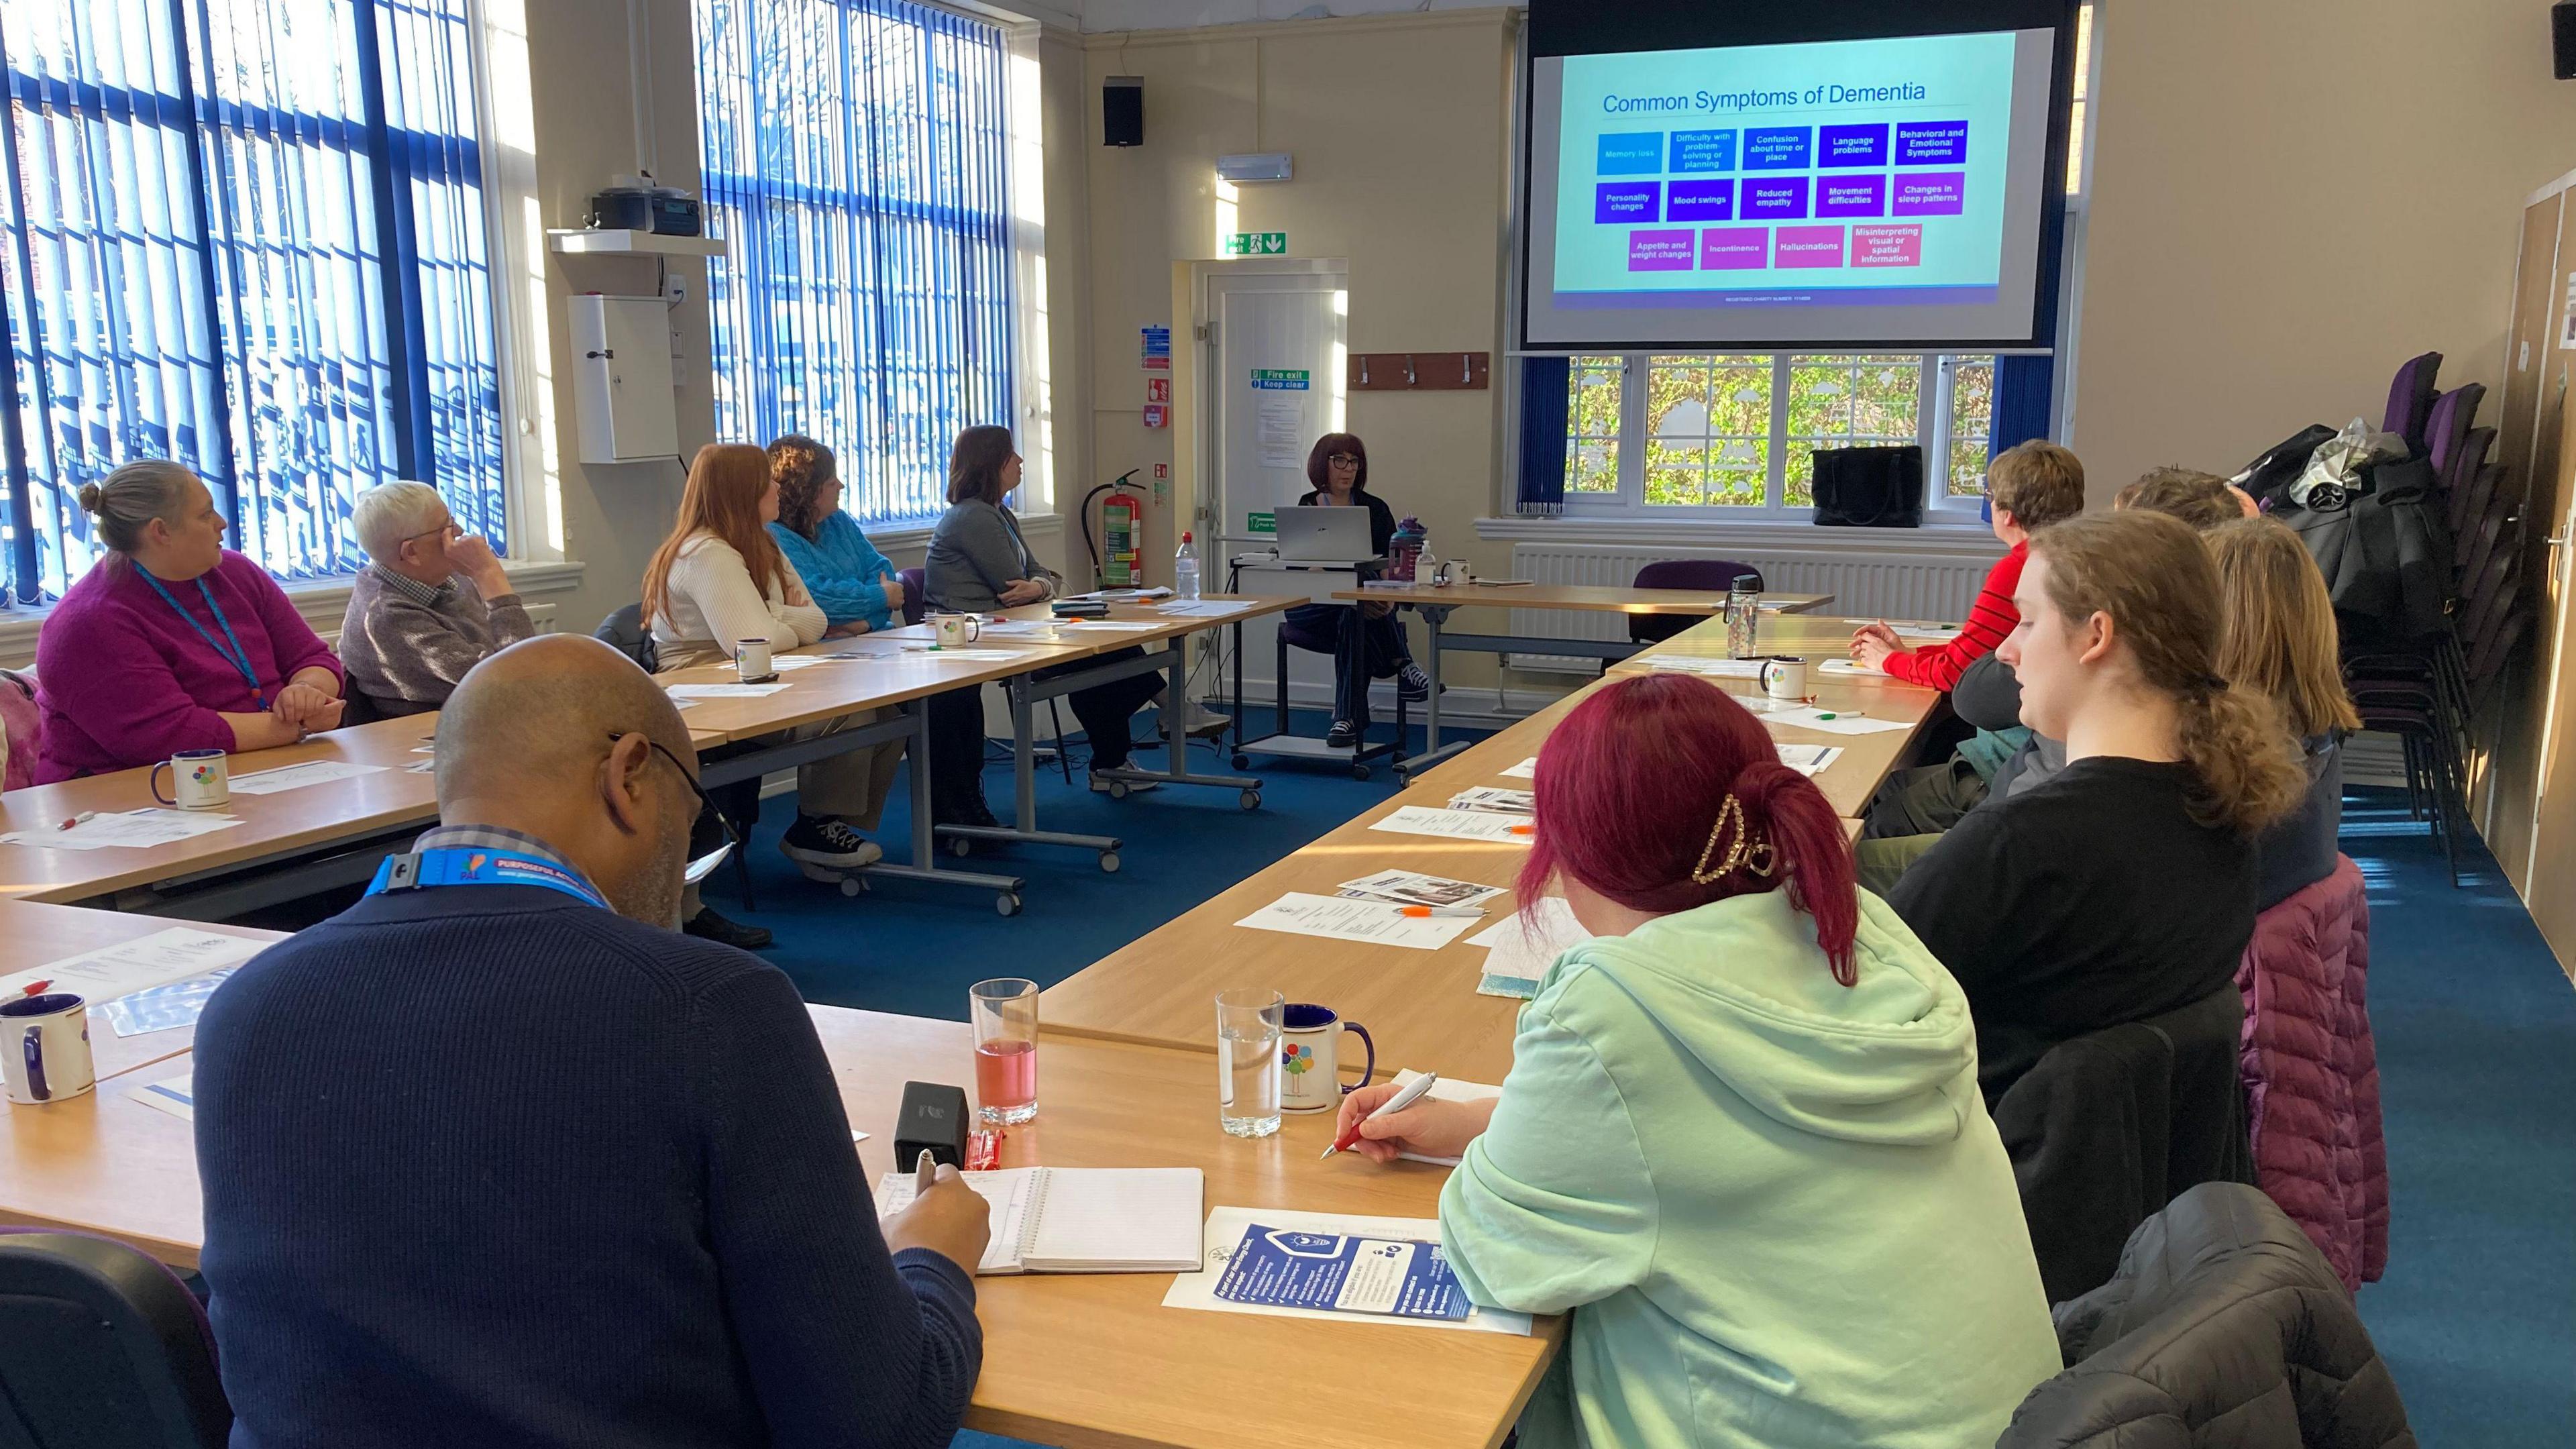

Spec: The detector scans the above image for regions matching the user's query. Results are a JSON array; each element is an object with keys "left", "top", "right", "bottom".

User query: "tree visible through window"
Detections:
[{"left": 1565, "top": 356, "right": 1622, "bottom": 495}]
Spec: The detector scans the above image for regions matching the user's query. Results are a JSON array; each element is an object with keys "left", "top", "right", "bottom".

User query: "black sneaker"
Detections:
[
  {"left": 1397, "top": 663, "right": 1436, "bottom": 702},
  {"left": 685, "top": 906, "right": 772, "bottom": 951},
  {"left": 1326, "top": 719, "right": 1361, "bottom": 749},
  {"left": 780, "top": 814, "right": 884, "bottom": 869}
]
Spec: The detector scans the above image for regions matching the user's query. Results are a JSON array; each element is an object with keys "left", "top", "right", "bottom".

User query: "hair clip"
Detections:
[{"left": 1690, "top": 794, "right": 1776, "bottom": 883}]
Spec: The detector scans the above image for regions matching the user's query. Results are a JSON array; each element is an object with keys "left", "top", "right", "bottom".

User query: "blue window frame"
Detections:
[
  {"left": 0, "top": 0, "right": 500, "bottom": 604},
  {"left": 695, "top": 0, "right": 1016, "bottom": 528}
]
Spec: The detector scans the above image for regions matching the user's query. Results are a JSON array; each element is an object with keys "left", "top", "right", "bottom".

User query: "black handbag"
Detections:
[{"left": 1810, "top": 445, "right": 1925, "bottom": 528}]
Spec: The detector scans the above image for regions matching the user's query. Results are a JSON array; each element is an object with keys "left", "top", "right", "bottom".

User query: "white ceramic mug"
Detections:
[
  {"left": 150, "top": 748, "right": 230, "bottom": 810},
  {"left": 1, "top": 992, "right": 95, "bottom": 1106},
  {"left": 1278, "top": 1002, "right": 1377, "bottom": 1114},
  {"left": 1760, "top": 655, "right": 1810, "bottom": 702},
  {"left": 735, "top": 638, "right": 775, "bottom": 682},
  {"left": 932, "top": 614, "right": 983, "bottom": 648}
]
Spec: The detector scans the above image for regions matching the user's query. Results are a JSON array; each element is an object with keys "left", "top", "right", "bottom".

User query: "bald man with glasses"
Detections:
[{"left": 193, "top": 635, "right": 989, "bottom": 1449}]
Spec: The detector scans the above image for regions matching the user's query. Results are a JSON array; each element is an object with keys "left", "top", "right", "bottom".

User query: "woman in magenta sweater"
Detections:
[{"left": 35, "top": 461, "right": 345, "bottom": 782}]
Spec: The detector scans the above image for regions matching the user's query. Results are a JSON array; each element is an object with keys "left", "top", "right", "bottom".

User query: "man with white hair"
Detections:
[{"left": 337, "top": 480, "right": 535, "bottom": 716}]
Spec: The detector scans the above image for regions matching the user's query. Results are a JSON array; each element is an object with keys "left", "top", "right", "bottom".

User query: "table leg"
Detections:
[
  {"left": 847, "top": 697, "right": 1027, "bottom": 914},
  {"left": 934, "top": 674, "right": 1127, "bottom": 864},
  {"left": 1396, "top": 604, "right": 1467, "bottom": 778}
]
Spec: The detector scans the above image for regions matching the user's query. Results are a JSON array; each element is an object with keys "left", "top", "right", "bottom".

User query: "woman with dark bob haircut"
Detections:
[{"left": 1278, "top": 433, "right": 1432, "bottom": 749}]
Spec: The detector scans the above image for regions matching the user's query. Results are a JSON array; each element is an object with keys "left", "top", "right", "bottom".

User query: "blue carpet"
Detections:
[{"left": 732, "top": 736, "right": 2572, "bottom": 1447}]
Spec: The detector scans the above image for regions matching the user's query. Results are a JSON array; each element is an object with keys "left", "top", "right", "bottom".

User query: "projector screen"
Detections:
[{"left": 1521, "top": 25, "right": 2066, "bottom": 352}]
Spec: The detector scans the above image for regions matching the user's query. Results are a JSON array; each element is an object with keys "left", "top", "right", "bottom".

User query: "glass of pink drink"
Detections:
[{"left": 969, "top": 977, "right": 1041, "bottom": 1125}]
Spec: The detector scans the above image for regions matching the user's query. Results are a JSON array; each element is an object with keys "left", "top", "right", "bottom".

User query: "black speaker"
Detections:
[
  {"left": 1104, "top": 75, "right": 1143, "bottom": 147},
  {"left": 2557, "top": 2, "right": 2576, "bottom": 79}
]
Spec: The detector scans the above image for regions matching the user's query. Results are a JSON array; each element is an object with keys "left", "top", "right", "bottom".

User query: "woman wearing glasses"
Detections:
[
  {"left": 1280, "top": 433, "right": 1433, "bottom": 749},
  {"left": 339, "top": 480, "right": 537, "bottom": 718},
  {"left": 34, "top": 460, "right": 347, "bottom": 782}
]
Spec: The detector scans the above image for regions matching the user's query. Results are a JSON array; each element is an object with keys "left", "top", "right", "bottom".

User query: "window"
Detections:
[
  {"left": 1564, "top": 352, "right": 1994, "bottom": 517},
  {"left": 695, "top": 0, "right": 1016, "bottom": 529},
  {"left": 0, "top": 0, "right": 500, "bottom": 604},
  {"left": 2065, "top": 3, "right": 2094, "bottom": 196}
]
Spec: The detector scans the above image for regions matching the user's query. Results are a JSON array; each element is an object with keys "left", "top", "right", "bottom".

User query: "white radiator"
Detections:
[{"left": 1504, "top": 541, "right": 1998, "bottom": 674}]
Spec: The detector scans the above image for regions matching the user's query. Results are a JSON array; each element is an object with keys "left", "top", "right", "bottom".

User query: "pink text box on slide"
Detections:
[
  {"left": 1850, "top": 225, "right": 1923, "bottom": 268},
  {"left": 1699, "top": 227, "right": 1768, "bottom": 270},
  {"left": 1626, "top": 229, "right": 1697, "bottom": 272},
  {"left": 1772, "top": 225, "right": 1846, "bottom": 268}
]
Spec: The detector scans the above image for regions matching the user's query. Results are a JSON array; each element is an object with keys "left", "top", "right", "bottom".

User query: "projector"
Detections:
[{"left": 1217, "top": 152, "right": 1294, "bottom": 183}]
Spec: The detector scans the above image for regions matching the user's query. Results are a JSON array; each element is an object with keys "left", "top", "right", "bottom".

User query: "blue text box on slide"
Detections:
[
  {"left": 1595, "top": 182, "right": 1661, "bottom": 225},
  {"left": 1668, "top": 129, "right": 1737, "bottom": 172},
  {"left": 1666, "top": 179, "right": 1735, "bottom": 223},
  {"left": 1741, "top": 126, "right": 1813, "bottom": 170},
  {"left": 1818, "top": 123, "right": 1890, "bottom": 168},
  {"left": 1895, "top": 120, "right": 1971, "bottom": 166},
  {"left": 1595, "top": 131, "right": 1664, "bottom": 176}
]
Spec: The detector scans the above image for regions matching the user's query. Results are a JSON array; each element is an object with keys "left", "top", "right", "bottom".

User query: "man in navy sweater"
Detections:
[{"left": 194, "top": 635, "right": 990, "bottom": 1448}]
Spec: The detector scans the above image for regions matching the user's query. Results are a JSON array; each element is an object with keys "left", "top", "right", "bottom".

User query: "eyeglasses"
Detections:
[
  {"left": 400, "top": 521, "right": 463, "bottom": 545},
  {"left": 609, "top": 731, "right": 738, "bottom": 884},
  {"left": 1327, "top": 453, "right": 1360, "bottom": 466}
]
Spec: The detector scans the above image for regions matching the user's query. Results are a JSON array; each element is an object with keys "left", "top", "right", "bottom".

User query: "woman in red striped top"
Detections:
[{"left": 1851, "top": 441, "right": 2088, "bottom": 689}]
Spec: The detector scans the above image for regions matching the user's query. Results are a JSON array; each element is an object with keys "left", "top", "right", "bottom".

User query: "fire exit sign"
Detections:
[{"left": 1224, "top": 231, "right": 1289, "bottom": 256}]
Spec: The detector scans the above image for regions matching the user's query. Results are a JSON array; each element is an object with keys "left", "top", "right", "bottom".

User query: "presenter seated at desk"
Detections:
[
  {"left": 1886, "top": 513, "right": 2307, "bottom": 1104},
  {"left": 1334, "top": 672, "right": 2058, "bottom": 1449},
  {"left": 1277, "top": 433, "right": 1434, "bottom": 750},
  {"left": 765, "top": 433, "right": 904, "bottom": 637},
  {"left": 336, "top": 480, "right": 536, "bottom": 718},
  {"left": 1847, "top": 439, "right": 2085, "bottom": 690},
  {"left": 646, "top": 445, "right": 908, "bottom": 936},
  {"left": 33, "top": 460, "right": 343, "bottom": 783},
  {"left": 924, "top": 425, "right": 1207, "bottom": 810},
  {"left": 193, "top": 635, "right": 991, "bottom": 1449}
]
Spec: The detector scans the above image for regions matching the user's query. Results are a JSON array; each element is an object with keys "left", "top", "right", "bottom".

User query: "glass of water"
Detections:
[
  {"left": 1214, "top": 987, "right": 1285, "bottom": 1138},
  {"left": 970, "top": 977, "right": 1040, "bottom": 1126}
]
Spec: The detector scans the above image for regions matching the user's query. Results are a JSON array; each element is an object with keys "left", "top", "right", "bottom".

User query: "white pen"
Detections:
[{"left": 1323, "top": 1071, "right": 1441, "bottom": 1159}]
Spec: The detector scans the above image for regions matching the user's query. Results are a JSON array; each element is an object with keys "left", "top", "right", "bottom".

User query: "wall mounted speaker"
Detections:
[
  {"left": 2558, "top": 1, "right": 2576, "bottom": 80},
  {"left": 1104, "top": 76, "right": 1144, "bottom": 147}
]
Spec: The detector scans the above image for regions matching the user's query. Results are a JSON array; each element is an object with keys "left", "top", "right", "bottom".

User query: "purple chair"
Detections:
[
  {"left": 2446, "top": 434, "right": 2496, "bottom": 531},
  {"left": 2381, "top": 352, "right": 2441, "bottom": 453},
  {"left": 896, "top": 566, "right": 928, "bottom": 625},
  {"left": 2423, "top": 383, "right": 2482, "bottom": 478},
  {"left": 1629, "top": 559, "right": 1764, "bottom": 645},
  {"left": 0, "top": 1230, "right": 231, "bottom": 1447}
]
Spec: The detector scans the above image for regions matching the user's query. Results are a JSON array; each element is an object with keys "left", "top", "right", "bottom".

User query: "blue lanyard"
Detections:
[
  {"left": 138, "top": 570, "right": 266, "bottom": 710},
  {"left": 365, "top": 847, "right": 610, "bottom": 911}
]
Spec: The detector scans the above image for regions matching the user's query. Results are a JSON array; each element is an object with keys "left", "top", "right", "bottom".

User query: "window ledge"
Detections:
[
  {"left": 0, "top": 559, "right": 588, "bottom": 672},
  {"left": 1473, "top": 515, "right": 2004, "bottom": 558}
]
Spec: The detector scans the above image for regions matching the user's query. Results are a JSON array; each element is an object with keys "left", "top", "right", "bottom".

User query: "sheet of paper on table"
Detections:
[
  {"left": 896, "top": 648, "right": 1027, "bottom": 662},
  {"left": 1368, "top": 806, "right": 1534, "bottom": 845},
  {"left": 1155, "top": 601, "right": 1240, "bottom": 618},
  {"left": 0, "top": 926, "right": 270, "bottom": 1004},
  {"left": 1336, "top": 869, "right": 1507, "bottom": 910},
  {"left": 1237, "top": 893, "right": 1485, "bottom": 951},
  {"left": 1637, "top": 655, "right": 1766, "bottom": 678},
  {"left": 0, "top": 808, "right": 246, "bottom": 852},
  {"left": 100, "top": 966, "right": 241, "bottom": 1037},
  {"left": 769, "top": 654, "right": 853, "bottom": 670},
  {"left": 1498, "top": 757, "right": 1538, "bottom": 780},
  {"left": 227, "top": 759, "right": 389, "bottom": 796},
  {"left": 1054, "top": 621, "right": 1164, "bottom": 632},
  {"left": 666, "top": 682, "right": 795, "bottom": 698},
  {"left": 1469, "top": 896, "right": 1591, "bottom": 999},
  {"left": 125, "top": 1072, "right": 195, "bottom": 1123},
  {"left": 1448, "top": 786, "right": 1534, "bottom": 815},
  {"left": 1383, "top": 1069, "right": 1505, "bottom": 1167},
  {"left": 1776, "top": 744, "right": 1843, "bottom": 776},
  {"left": 1163, "top": 1206, "right": 1531, "bottom": 1336},
  {"left": 1748, "top": 702, "right": 1911, "bottom": 736},
  {"left": 1817, "top": 659, "right": 1878, "bottom": 677}
]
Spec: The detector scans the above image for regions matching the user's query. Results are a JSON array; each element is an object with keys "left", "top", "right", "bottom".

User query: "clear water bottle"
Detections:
[
  {"left": 1174, "top": 532, "right": 1200, "bottom": 600},
  {"left": 1725, "top": 575, "right": 1760, "bottom": 659}
]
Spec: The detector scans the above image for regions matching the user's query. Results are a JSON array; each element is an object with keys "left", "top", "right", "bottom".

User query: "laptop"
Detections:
[{"left": 1270, "top": 506, "right": 1377, "bottom": 564}]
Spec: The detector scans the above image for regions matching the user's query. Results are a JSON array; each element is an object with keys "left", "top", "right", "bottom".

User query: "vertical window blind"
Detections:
[
  {"left": 695, "top": 0, "right": 1015, "bottom": 528},
  {"left": 0, "top": 0, "right": 500, "bottom": 606}
]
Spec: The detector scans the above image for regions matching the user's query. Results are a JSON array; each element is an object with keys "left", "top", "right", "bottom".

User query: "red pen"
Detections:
[
  {"left": 1322, "top": 1071, "right": 1441, "bottom": 1159},
  {"left": 21, "top": 980, "right": 52, "bottom": 997}
]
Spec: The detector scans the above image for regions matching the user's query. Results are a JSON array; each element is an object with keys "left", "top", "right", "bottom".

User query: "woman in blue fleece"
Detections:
[
  {"left": 765, "top": 434, "right": 904, "bottom": 635},
  {"left": 1336, "top": 674, "right": 2059, "bottom": 1448}
]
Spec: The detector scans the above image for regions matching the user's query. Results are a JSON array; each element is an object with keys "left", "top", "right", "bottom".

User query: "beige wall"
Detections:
[{"left": 2067, "top": 0, "right": 2576, "bottom": 499}]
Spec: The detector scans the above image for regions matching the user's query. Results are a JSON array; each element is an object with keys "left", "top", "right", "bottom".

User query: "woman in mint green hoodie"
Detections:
[{"left": 1337, "top": 674, "right": 2059, "bottom": 1448}]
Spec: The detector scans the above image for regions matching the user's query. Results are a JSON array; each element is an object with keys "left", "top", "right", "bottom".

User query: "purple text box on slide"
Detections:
[
  {"left": 1815, "top": 176, "right": 1888, "bottom": 219},
  {"left": 1596, "top": 131, "right": 1665, "bottom": 176},
  {"left": 1773, "top": 225, "right": 1846, "bottom": 268},
  {"left": 1595, "top": 182, "right": 1662, "bottom": 225},
  {"left": 1891, "top": 172, "right": 1966, "bottom": 217},
  {"left": 1895, "top": 121, "right": 1970, "bottom": 166},
  {"left": 1850, "top": 224, "right": 1923, "bottom": 267},
  {"left": 1817, "top": 123, "right": 1889, "bottom": 168},
  {"left": 1699, "top": 227, "right": 1768, "bottom": 270},
  {"left": 1742, "top": 177, "right": 1809, "bottom": 221},
  {"left": 1627, "top": 229, "right": 1697, "bottom": 271},
  {"left": 1666, "top": 179, "right": 1735, "bottom": 222},
  {"left": 1741, "top": 127, "right": 1812, "bottom": 170},
  {"left": 1668, "top": 129, "right": 1737, "bottom": 172}
]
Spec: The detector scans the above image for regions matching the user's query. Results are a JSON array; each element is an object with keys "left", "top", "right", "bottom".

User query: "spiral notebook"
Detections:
[{"left": 872, "top": 1166, "right": 1203, "bottom": 1275}]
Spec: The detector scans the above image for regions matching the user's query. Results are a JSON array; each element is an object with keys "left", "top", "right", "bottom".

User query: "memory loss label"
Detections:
[{"left": 1212, "top": 1224, "right": 1474, "bottom": 1320}]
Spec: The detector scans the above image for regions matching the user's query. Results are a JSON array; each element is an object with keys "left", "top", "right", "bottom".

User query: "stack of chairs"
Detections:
[{"left": 2338, "top": 354, "right": 2532, "bottom": 885}]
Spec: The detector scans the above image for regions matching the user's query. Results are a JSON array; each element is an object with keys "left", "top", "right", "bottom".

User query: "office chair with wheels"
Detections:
[
  {"left": 0, "top": 1231, "right": 231, "bottom": 1449},
  {"left": 1627, "top": 559, "right": 1764, "bottom": 647}
]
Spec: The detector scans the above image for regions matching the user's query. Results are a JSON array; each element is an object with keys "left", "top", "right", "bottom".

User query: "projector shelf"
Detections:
[{"left": 547, "top": 229, "right": 727, "bottom": 258}]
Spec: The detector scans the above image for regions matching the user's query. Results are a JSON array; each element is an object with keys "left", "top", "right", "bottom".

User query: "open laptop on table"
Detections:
[{"left": 1269, "top": 506, "right": 1378, "bottom": 564}]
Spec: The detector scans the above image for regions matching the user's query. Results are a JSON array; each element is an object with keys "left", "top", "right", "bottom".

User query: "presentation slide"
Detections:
[{"left": 1523, "top": 28, "right": 2060, "bottom": 350}]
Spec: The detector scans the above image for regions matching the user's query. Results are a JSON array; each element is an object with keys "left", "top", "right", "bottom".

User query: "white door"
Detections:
[{"left": 1197, "top": 263, "right": 1346, "bottom": 699}]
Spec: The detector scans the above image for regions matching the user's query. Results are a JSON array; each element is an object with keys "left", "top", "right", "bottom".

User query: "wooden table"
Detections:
[
  {"left": 0, "top": 1006, "right": 1558, "bottom": 1449},
  {"left": 1324, "top": 584, "right": 1834, "bottom": 778}
]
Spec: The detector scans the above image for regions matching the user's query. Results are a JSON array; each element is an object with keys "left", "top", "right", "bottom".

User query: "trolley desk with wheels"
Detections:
[{"left": 1222, "top": 553, "right": 1409, "bottom": 780}]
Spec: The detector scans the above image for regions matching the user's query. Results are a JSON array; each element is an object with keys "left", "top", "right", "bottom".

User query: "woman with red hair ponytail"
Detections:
[{"left": 1335, "top": 674, "right": 2057, "bottom": 1448}]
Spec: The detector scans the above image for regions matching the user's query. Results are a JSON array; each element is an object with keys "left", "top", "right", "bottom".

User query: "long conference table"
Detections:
[{"left": 0, "top": 604, "right": 1948, "bottom": 1448}]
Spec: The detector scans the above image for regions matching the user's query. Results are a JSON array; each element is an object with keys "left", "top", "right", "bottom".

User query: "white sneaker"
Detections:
[
  {"left": 1186, "top": 701, "right": 1233, "bottom": 737},
  {"left": 1091, "top": 773, "right": 1161, "bottom": 793}
]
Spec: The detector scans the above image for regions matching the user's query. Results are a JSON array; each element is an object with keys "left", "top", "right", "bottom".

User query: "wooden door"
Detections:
[
  {"left": 2513, "top": 341, "right": 2576, "bottom": 975},
  {"left": 2497, "top": 194, "right": 2567, "bottom": 490}
]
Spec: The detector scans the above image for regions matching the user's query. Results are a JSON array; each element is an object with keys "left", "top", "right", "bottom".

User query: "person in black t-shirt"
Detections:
[
  {"left": 1888, "top": 511, "right": 2308, "bottom": 1104},
  {"left": 1277, "top": 433, "right": 1434, "bottom": 747}
]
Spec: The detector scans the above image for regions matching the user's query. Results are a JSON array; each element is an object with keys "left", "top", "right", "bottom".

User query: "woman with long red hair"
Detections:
[
  {"left": 642, "top": 444, "right": 906, "bottom": 947},
  {"left": 1336, "top": 674, "right": 2055, "bottom": 1447}
]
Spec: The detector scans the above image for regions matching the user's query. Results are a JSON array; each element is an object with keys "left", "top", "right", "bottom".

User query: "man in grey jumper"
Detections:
[{"left": 338, "top": 481, "right": 536, "bottom": 718}]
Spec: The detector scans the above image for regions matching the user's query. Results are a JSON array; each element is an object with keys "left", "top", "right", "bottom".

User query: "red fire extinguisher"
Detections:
[{"left": 1086, "top": 472, "right": 1147, "bottom": 588}]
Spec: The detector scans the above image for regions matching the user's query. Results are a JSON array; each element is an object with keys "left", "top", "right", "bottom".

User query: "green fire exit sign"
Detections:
[{"left": 1224, "top": 231, "right": 1289, "bottom": 256}]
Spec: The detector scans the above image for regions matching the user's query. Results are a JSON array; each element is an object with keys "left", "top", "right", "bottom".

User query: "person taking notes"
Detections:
[
  {"left": 1849, "top": 440, "right": 2085, "bottom": 687},
  {"left": 337, "top": 480, "right": 536, "bottom": 717},
  {"left": 34, "top": 460, "right": 344, "bottom": 782},
  {"left": 1334, "top": 674, "right": 2057, "bottom": 1449},
  {"left": 194, "top": 635, "right": 990, "bottom": 1449}
]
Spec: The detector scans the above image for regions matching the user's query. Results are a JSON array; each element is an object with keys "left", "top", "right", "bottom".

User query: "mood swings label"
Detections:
[{"left": 1213, "top": 1224, "right": 1474, "bottom": 1320}]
